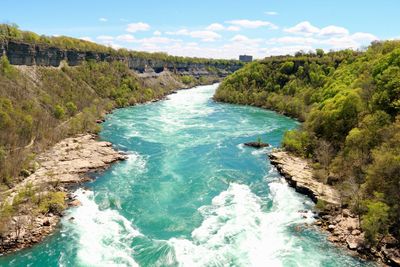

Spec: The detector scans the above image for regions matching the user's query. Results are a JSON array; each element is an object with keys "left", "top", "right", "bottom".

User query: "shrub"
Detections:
[
  {"left": 38, "top": 191, "right": 66, "bottom": 215},
  {"left": 282, "top": 129, "right": 313, "bottom": 157},
  {"left": 0, "top": 55, "right": 15, "bottom": 77},
  {"left": 65, "top": 101, "right": 78, "bottom": 116},
  {"left": 315, "top": 199, "right": 327, "bottom": 210},
  {"left": 361, "top": 194, "right": 390, "bottom": 245},
  {"left": 53, "top": 104, "right": 65, "bottom": 119},
  {"left": 181, "top": 75, "right": 194, "bottom": 85}
]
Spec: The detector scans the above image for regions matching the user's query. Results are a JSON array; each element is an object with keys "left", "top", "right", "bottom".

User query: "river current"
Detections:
[{"left": 0, "top": 84, "right": 372, "bottom": 266}]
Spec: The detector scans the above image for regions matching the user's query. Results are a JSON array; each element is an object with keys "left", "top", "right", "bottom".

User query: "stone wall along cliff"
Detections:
[{"left": 0, "top": 40, "right": 242, "bottom": 77}]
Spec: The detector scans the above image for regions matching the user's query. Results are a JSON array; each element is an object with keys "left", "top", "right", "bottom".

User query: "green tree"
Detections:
[
  {"left": 53, "top": 104, "right": 65, "bottom": 119},
  {"left": 0, "top": 55, "right": 14, "bottom": 77},
  {"left": 361, "top": 194, "right": 390, "bottom": 245},
  {"left": 316, "top": 48, "right": 325, "bottom": 57},
  {"left": 65, "top": 101, "right": 78, "bottom": 116}
]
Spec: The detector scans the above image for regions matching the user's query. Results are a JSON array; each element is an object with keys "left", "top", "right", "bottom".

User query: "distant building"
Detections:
[{"left": 239, "top": 55, "right": 253, "bottom": 62}]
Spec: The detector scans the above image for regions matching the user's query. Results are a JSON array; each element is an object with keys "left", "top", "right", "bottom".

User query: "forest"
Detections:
[{"left": 215, "top": 40, "right": 400, "bottom": 245}]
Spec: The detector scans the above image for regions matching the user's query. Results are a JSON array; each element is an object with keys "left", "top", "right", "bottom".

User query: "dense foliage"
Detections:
[
  {"left": 215, "top": 40, "right": 400, "bottom": 244},
  {"left": 0, "top": 55, "right": 190, "bottom": 189}
]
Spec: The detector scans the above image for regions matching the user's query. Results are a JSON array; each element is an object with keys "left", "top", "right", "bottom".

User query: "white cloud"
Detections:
[
  {"left": 126, "top": 22, "right": 150, "bottom": 33},
  {"left": 206, "top": 23, "right": 225, "bottom": 31},
  {"left": 261, "top": 45, "right": 315, "bottom": 56},
  {"left": 190, "top": 31, "right": 221, "bottom": 42},
  {"left": 166, "top": 29, "right": 190, "bottom": 35},
  {"left": 107, "top": 42, "right": 122, "bottom": 49},
  {"left": 84, "top": 19, "right": 379, "bottom": 60},
  {"left": 230, "top": 35, "right": 263, "bottom": 48},
  {"left": 79, "top": 36, "right": 93, "bottom": 42},
  {"left": 267, "top": 36, "right": 319, "bottom": 45},
  {"left": 231, "top": 34, "right": 250, "bottom": 42},
  {"left": 166, "top": 29, "right": 220, "bottom": 42},
  {"left": 99, "top": 18, "right": 108, "bottom": 22},
  {"left": 320, "top": 33, "right": 377, "bottom": 49},
  {"left": 116, "top": 34, "right": 136, "bottom": 43},
  {"left": 96, "top": 35, "right": 114, "bottom": 41},
  {"left": 351, "top": 32, "right": 377, "bottom": 42},
  {"left": 321, "top": 36, "right": 357, "bottom": 48},
  {"left": 282, "top": 21, "right": 378, "bottom": 50},
  {"left": 96, "top": 35, "right": 122, "bottom": 49},
  {"left": 115, "top": 34, "right": 179, "bottom": 46},
  {"left": 227, "top": 19, "right": 278, "bottom": 29},
  {"left": 205, "top": 23, "right": 241, "bottom": 32},
  {"left": 138, "top": 37, "right": 179, "bottom": 44},
  {"left": 284, "top": 21, "right": 320, "bottom": 36},
  {"left": 227, "top": 26, "right": 241, "bottom": 31},
  {"left": 265, "top": 11, "right": 278, "bottom": 16},
  {"left": 319, "top": 25, "right": 349, "bottom": 37}
]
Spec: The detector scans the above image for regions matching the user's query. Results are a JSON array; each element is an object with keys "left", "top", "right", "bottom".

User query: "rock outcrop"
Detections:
[
  {"left": 269, "top": 150, "right": 340, "bottom": 206},
  {"left": 244, "top": 141, "right": 269, "bottom": 148},
  {"left": 0, "top": 40, "right": 243, "bottom": 76},
  {"left": 317, "top": 209, "right": 400, "bottom": 266},
  {"left": 10, "top": 134, "right": 127, "bottom": 191},
  {"left": 0, "top": 134, "right": 127, "bottom": 255}
]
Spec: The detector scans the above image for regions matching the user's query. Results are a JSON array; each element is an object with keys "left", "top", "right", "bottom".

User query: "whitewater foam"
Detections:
[
  {"left": 167, "top": 181, "right": 314, "bottom": 267},
  {"left": 63, "top": 189, "right": 141, "bottom": 267}
]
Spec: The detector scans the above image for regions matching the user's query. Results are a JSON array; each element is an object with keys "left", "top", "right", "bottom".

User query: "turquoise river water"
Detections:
[{"left": 0, "top": 84, "right": 373, "bottom": 266}]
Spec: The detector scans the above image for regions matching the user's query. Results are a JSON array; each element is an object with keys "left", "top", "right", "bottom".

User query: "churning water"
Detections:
[{"left": 0, "top": 84, "right": 373, "bottom": 267}]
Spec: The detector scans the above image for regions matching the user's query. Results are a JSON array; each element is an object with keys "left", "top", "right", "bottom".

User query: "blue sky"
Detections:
[{"left": 2, "top": 0, "right": 399, "bottom": 58}]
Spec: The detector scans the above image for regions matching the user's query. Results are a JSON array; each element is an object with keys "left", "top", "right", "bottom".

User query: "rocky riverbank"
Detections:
[
  {"left": 269, "top": 150, "right": 340, "bottom": 206},
  {"left": 0, "top": 134, "right": 127, "bottom": 255},
  {"left": 269, "top": 149, "right": 400, "bottom": 266}
]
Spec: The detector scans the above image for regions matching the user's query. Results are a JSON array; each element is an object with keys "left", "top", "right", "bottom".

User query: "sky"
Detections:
[{"left": 2, "top": 0, "right": 399, "bottom": 59}]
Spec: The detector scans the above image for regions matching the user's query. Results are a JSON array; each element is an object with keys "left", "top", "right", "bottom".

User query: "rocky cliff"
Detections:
[{"left": 0, "top": 39, "right": 242, "bottom": 76}]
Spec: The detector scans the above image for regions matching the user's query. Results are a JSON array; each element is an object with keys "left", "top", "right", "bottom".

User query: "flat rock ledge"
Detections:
[
  {"left": 268, "top": 150, "right": 340, "bottom": 206},
  {"left": 0, "top": 134, "right": 127, "bottom": 255},
  {"left": 18, "top": 134, "right": 127, "bottom": 188}
]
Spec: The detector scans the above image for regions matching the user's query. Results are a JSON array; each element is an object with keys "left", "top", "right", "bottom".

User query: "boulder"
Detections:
[
  {"left": 69, "top": 199, "right": 82, "bottom": 207},
  {"left": 382, "top": 247, "right": 400, "bottom": 266},
  {"left": 244, "top": 142, "right": 269, "bottom": 148},
  {"left": 382, "top": 235, "right": 398, "bottom": 248},
  {"left": 328, "top": 235, "right": 341, "bottom": 243},
  {"left": 351, "top": 229, "right": 361, "bottom": 236},
  {"left": 346, "top": 235, "right": 363, "bottom": 250},
  {"left": 342, "top": 209, "right": 351, "bottom": 218}
]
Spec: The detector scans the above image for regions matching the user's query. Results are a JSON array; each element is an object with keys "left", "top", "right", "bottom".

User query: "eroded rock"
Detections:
[
  {"left": 0, "top": 134, "right": 127, "bottom": 255},
  {"left": 268, "top": 150, "right": 340, "bottom": 206},
  {"left": 346, "top": 235, "right": 363, "bottom": 250}
]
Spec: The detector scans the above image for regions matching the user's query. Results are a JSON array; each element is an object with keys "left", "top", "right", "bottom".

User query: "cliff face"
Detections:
[{"left": 0, "top": 40, "right": 242, "bottom": 76}]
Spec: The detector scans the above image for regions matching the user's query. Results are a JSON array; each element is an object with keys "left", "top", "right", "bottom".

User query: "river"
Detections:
[{"left": 0, "top": 84, "right": 373, "bottom": 266}]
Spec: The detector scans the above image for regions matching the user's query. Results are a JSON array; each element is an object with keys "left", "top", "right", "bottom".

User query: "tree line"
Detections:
[
  {"left": 215, "top": 40, "right": 400, "bottom": 245},
  {"left": 0, "top": 24, "right": 242, "bottom": 67}
]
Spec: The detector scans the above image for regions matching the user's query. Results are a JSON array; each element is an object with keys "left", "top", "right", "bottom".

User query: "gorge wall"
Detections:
[{"left": 0, "top": 40, "right": 243, "bottom": 77}]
